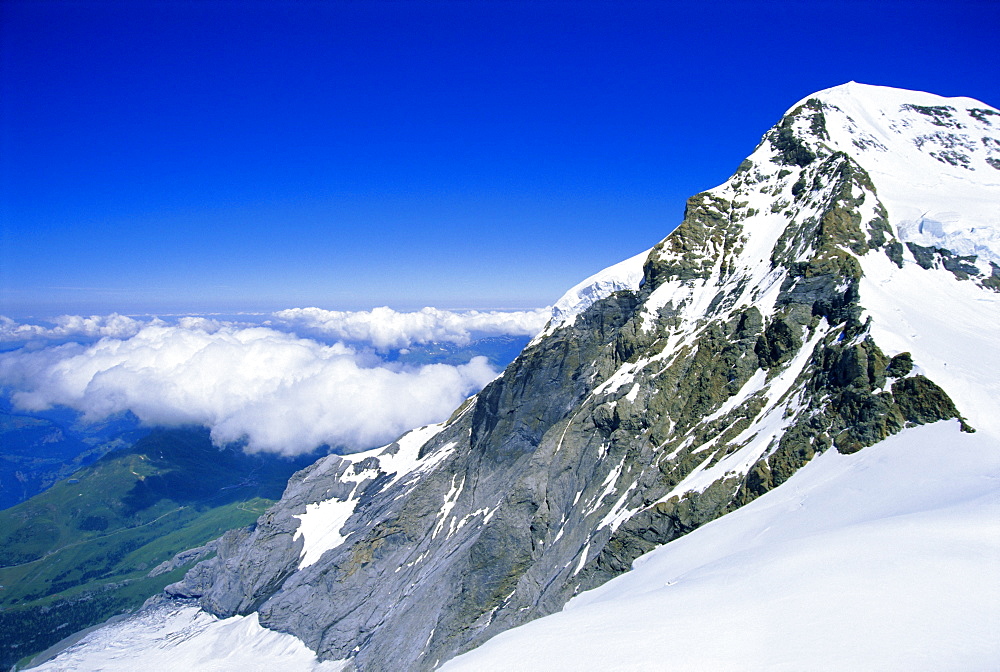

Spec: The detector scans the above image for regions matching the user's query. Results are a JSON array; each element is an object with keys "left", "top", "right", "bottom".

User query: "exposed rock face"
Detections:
[
  {"left": 147, "top": 540, "right": 220, "bottom": 579},
  {"left": 164, "top": 84, "right": 997, "bottom": 670}
]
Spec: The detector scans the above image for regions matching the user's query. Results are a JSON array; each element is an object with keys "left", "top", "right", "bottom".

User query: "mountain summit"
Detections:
[{"left": 37, "top": 83, "right": 1000, "bottom": 671}]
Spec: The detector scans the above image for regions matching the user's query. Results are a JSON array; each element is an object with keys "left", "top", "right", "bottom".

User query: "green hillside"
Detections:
[
  {"left": 0, "top": 406, "right": 145, "bottom": 510},
  {"left": 0, "top": 428, "right": 313, "bottom": 669}
]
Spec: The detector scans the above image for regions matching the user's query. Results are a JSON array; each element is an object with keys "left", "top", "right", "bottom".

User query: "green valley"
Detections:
[{"left": 0, "top": 428, "right": 314, "bottom": 669}]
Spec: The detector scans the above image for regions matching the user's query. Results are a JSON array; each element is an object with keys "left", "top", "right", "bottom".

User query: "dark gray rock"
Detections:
[
  {"left": 887, "top": 352, "right": 914, "bottom": 378},
  {"left": 892, "top": 375, "right": 962, "bottom": 426}
]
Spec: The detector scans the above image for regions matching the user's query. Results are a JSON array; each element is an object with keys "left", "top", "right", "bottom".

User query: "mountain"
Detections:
[{"left": 33, "top": 83, "right": 1000, "bottom": 671}]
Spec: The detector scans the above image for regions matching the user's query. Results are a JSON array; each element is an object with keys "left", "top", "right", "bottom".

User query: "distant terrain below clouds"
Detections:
[{"left": 0, "top": 307, "right": 551, "bottom": 455}]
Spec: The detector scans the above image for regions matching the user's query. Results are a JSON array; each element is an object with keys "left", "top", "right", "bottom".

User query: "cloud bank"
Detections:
[
  {"left": 1, "top": 307, "right": 552, "bottom": 350},
  {"left": 271, "top": 306, "right": 551, "bottom": 350},
  {"left": 0, "top": 313, "right": 148, "bottom": 342},
  {"left": 0, "top": 320, "right": 502, "bottom": 455}
]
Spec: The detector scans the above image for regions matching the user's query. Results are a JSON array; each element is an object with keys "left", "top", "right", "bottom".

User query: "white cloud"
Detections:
[
  {"left": 0, "top": 307, "right": 552, "bottom": 349},
  {"left": 271, "top": 306, "right": 551, "bottom": 350},
  {"left": 0, "top": 322, "right": 498, "bottom": 456},
  {"left": 0, "top": 313, "right": 149, "bottom": 342},
  {"left": 0, "top": 306, "right": 550, "bottom": 454}
]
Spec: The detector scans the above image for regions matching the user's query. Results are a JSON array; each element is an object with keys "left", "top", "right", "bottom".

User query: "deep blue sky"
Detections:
[{"left": 2, "top": 0, "right": 997, "bottom": 317}]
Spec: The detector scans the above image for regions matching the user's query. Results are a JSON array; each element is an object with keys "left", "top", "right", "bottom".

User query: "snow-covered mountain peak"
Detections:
[
  {"left": 792, "top": 81, "right": 999, "bottom": 170},
  {"left": 543, "top": 84, "right": 999, "bottom": 341},
  {"left": 788, "top": 82, "right": 1000, "bottom": 263}
]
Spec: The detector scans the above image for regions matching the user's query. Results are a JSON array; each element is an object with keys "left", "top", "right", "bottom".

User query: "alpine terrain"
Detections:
[{"left": 34, "top": 83, "right": 1000, "bottom": 671}]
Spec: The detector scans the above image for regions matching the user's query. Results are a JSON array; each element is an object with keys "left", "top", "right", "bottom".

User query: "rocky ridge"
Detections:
[{"left": 149, "top": 84, "right": 1000, "bottom": 671}]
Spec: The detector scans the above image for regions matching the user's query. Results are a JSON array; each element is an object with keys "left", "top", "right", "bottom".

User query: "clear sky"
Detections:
[{"left": 2, "top": 0, "right": 997, "bottom": 318}]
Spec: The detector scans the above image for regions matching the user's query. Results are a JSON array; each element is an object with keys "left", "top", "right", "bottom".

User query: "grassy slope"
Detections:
[
  {"left": 0, "top": 428, "right": 311, "bottom": 669},
  {"left": 0, "top": 409, "right": 144, "bottom": 510}
]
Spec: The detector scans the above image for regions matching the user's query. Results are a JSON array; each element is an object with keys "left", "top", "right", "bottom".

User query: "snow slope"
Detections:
[
  {"left": 443, "top": 420, "right": 1000, "bottom": 672},
  {"left": 860, "top": 250, "right": 1000, "bottom": 436}
]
